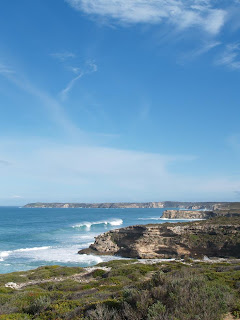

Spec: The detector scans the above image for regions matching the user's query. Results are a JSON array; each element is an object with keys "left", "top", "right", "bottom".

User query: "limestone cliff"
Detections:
[
  {"left": 78, "top": 217, "right": 240, "bottom": 259},
  {"left": 161, "top": 210, "right": 214, "bottom": 219},
  {"left": 162, "top": 209, "right": 240, "bottom": 220}
]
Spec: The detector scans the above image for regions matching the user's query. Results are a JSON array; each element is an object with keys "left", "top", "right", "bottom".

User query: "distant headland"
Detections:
[{"left": 24, "top": 201, "right": 240, "bottom": 209}]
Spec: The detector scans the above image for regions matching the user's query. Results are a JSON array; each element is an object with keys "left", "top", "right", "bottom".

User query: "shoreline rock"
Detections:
[
  {"left": 161, "top": 209, "right": 240, "bottom": 220},
  {"left": 78, "top": 217, "right": 240, "bottom": 259},
  {"left": 161, "top": 210, "right": 214, "bottom": 219}
]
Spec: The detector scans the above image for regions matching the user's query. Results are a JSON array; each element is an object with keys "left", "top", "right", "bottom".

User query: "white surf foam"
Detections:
[
  {"left": 0, "top": 251, "right": 10, "bottom": 261},
  {"left": 138, "top": 217, "right": 162, "bottom": 221},
  {"left": 15, "top": 246, "right": 51, "bottom": 252},
  {"left": 72, "top": 218, "right": 123, "bottom": 230},
  {"left": 0, "top": 245, "right": 113, "bottom": 265},
  {"left": 0, "top": 246, "right": 51, "bottom": 261},
  {"left": 25, "top": 245, "right": 103, "bottom": 264}
]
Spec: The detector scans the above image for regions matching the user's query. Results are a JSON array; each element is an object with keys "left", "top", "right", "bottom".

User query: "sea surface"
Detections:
[{"left": 0, "top": 206, "right": 184, "bottom": 274}]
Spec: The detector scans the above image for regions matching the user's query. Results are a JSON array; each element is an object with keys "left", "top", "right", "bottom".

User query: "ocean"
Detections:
[{"left": 0, "top": 206, "right": 181, "bottom": 274}]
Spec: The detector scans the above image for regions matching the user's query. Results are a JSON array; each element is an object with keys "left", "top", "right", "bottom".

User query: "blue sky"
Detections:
[{"left": 1, "top": 0, "right": 240, "bottom": 205}]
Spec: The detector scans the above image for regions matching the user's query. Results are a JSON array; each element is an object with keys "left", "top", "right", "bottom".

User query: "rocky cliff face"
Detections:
[
  {"left": 161, "top": 210, "right": 214, "bottom": 219},
  {"left": 162, "top": 209, "right": 240, "bottom": 220},
  {"left": 79, "top": 217, "right": 240, "bottom": 259}
]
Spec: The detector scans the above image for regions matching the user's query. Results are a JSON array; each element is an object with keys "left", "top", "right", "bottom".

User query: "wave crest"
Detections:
[
  {"left": 72, "top": 218, "right": 123, "bottom": 230},
  {"left": 0, "top": 246, "right": 51, "bottom": 261}
]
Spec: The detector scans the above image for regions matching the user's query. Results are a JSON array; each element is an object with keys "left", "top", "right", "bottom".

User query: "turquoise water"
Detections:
[{"left": 0, "top": 206, "right": 179, "bottom": 274}]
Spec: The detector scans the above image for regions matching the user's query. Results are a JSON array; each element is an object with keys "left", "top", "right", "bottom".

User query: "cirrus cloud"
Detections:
[
  {"left": 216, "top": 42, "right": 240, "bottom": 69},
  {"left": 66, "top": 0, "right": 227, "bottom": 35}
]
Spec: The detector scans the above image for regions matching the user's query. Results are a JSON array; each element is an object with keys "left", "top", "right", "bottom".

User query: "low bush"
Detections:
[{"left": 0, "top": 261, "right": 239, "bottom": 319}]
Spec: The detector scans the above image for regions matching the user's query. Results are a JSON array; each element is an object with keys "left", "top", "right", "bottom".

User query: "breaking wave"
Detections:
[
  {"left": 138, "top": 217, "right": 162, "bottom": 221},
  {"left": 0, "top": 245, "right": 119, "bottom": 266},
  {"left": 72, "top": 218, "right": 123, "bottom": 230},
  {"left": 0, "top": 246, "right": 51, "bottom": 261},
  {"left": 0, "top": 251, "right": 10, "bottom": 261}
]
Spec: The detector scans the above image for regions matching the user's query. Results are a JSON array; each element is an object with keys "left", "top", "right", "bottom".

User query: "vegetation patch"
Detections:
[{"left": 0, "top": 260, "right": 239, "bottom": 319}]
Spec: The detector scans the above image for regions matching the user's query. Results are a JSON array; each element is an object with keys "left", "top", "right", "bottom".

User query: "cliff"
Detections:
[
  {"left": 161, "top": 210, "right": 214, "bottom": 219},
  {"left": 162, "top": 209, "right": 240, "bottom": 219},
  {"left": 79, "top": 217, "right": 240, "bottom": 259},
  {"left": 24, "top": 202, "right": 165, "bottom": 208},
  {"left": 23, "top": 201, "right": 238, "bottom": 209}
]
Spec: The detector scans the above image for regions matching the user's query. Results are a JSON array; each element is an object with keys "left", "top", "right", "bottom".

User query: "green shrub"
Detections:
[
  {"left": 92, "top": 269, "right": 106, "bottom": 278},
  {"left": 0, "top": 261, "right": 239, "bottom": 320},
  {"left": 0, "top": 314, "right": 32, "bottom": 319},
  {"left": 24, "top": 295, "right": 51, "bottom": 315},
  {"left": 85, "top": 304, "right": 115, "bottom": 320},
  {"left": 147, "top": 301, "right": 167, "bottom": 320}
]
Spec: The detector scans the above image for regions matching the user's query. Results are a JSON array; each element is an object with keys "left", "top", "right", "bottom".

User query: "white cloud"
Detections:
[
  {"left": 69, "top": 66, "right": 81, "bottom": 74},
  {"left": 1, "top": 137, "right": 240, "bottom": 203},
  {"left": 87, "top": 60, "right": 98, "bottom": 72},
  {"left": 179, "top": 41, "right": 221, "bottom": 63},
  {"left": 216, "top": 42, "right": 240, "bottom": 69},
  {"left": 193, "top": 41, "right": 221, "bottom": 57},
  {"left": 0, "top": 62, "right": 80, "bottom": 136},
  {"left": 0, "top": 137, "right": 194, "bottom": 202},
  {"left": 0, "top": 64, "right": 15, "bottom": 74},
  {"left": 60, "top": 60, "right": 98, "bottom": 100},
  {"left": 60, "top": 71, "right": 84, "bottom": 100},
  {"left": 66, "top": 0, "right": 226, "bottom": 35},
  {"left": 50, "top": 52, "right": 76, "bottom": 61}
]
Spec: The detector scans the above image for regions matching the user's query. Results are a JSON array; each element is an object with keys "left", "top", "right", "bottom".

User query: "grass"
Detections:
[{"left": 0, "top": 260, "right": 239, "bottom": 319}]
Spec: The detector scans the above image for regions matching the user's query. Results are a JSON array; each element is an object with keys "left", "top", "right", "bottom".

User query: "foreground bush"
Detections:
[{"left": 0, "top": 261, "right": 239, "bottom": 319}]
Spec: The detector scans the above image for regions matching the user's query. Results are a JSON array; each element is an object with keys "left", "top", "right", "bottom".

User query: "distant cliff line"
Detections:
[{"left": 23, "top": 201, "right": 239, "bottom": 209}]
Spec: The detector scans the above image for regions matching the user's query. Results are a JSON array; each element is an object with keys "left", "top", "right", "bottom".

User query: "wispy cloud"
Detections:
[
  {"left": 216, "top": 43, "right": 240, "bottom": 69},
  {"left": 0, "top": 159, "right": 11, "bottom": 166},
  {"left": 1, "top": 136, "right": 240, "bottom": 202},
  {"left": 179, "top": 41, "right": 222, "bottom": 64},
  {"left": 69, "top": 66, "right": 81, "bottom": 74},
  {"left": 11, "top": 195, "right": 23, "bottom": 199},
  {"left": 61, "top": 71, "right": 84, "bottom": 100},
  {"left": 0, "top": 137, "right": 195, "bottom": 202},
  {"left": 0, "top": 64, "right": 15, "bottom": 74},
  {"left": 50, "top": 51, "right": 76, "bottom": 61},
  {"left": 0, "top": 62, "right": 80, "bottom": 136},
  {"left": 66, "top": 0, "right": 226, "bottom": 35},
  {"left": 60, "top": 60, "right": 98, "bottom": 100},
  {"left": 192, "top": 41, "right": 221, "bottom": 57}
]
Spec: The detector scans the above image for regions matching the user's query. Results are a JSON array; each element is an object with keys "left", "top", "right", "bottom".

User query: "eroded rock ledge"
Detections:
[
  {"left": 78, "top": 217, "right": 240, "bottom": 259},
  {"left": 161, "top": 209, "right": 240, "bottom": 220},
  {"left": 161, "top": 210, "right": 214, "bottom": 219}
]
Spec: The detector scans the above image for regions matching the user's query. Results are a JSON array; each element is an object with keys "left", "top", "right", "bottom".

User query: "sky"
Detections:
[{"left": 0, "top": 0, "right": 240, "bottom": 205}]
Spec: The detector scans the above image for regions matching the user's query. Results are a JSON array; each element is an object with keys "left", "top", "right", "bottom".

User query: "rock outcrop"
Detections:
[
  {"left": 162, "top": 209, "right": 240, "bottom": 220},
  {"left": 78, "top": 217, "right": 240, "bottom": 259},
  {"left": 161, "top": 210, "right": 214, "bottom": 219}
]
